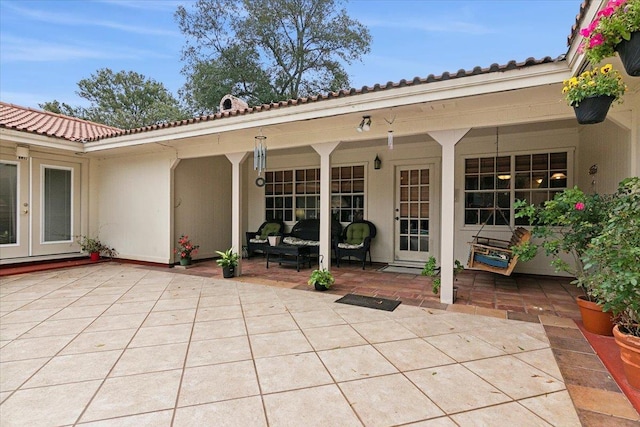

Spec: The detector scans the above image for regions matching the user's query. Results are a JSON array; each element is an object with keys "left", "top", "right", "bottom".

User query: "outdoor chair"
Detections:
[
  {"left": 334, "top": 220, "right": 377, "bottom": 269},
  {"left": 245, "top": 219, "right": 285, "bottom": 257}
]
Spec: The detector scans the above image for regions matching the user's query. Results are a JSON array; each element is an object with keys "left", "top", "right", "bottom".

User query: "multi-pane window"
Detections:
[
  {"left": 295, "top": 168, "right": 320, "bottom": 220},
  {"left": 265, "top": 165, "right": 366, "bottom": 223},
  {"left": 464, "top": 152, "right": 568, "bottom": 226},
  {"left": 331, "top": 165, "right": 365, "bottom": 223}
]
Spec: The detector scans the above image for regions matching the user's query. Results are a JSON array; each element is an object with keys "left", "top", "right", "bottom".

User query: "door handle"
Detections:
[{"left": 395, "top": 217, "right": 399, "bottom": 221}]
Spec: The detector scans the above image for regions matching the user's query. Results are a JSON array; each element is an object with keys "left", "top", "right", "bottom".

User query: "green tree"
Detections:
[
  {"left": 40, "top": 68, "right": 188, "bottom": 129},
  {"left": 175, "top": 0, "right": 371, "bottom": 113}
]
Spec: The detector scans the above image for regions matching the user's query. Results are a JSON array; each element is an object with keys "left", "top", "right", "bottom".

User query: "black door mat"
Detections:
[{"left": 335, "top": 294, "right": 401, "bottom": 312}]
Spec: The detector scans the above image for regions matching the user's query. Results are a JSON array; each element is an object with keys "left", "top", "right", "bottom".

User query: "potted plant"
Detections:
[
  {"left": 562, "top": 64, "right": 627, "bottom": 124},
  {"left": 174, "top": 235, "right": 199, "bottom": 266},
  {"left": 215, "top": 248, "right": 239, "bottom": 278},
  {"left": 514, "top": 187, "right": 615, "bottom": 335},
  {"left": 421, "top": 256, "right": 464, "bottom": 302},
  {"left": 582, "top": 177, "right": 640, "bottom": 388},
  {"left": 308, "top": 267, "right": 335, "bottom": 291},
  {"left": 76, "top": 235, "right": 117, "bottom": 261},
  {"left": 578, "top": 0, "right": 640, "bottom": 75}
]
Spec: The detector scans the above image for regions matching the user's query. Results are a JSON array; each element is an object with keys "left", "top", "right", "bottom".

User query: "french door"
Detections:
[
  {"left": 394, "top": 166, "right": 434, "bottom": 263},
  {"left": 0, "top": 155, "right": 81, "bottom": 260}
]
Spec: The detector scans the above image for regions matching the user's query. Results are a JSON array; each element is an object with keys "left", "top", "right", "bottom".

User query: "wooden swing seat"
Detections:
[{"left": 467, "top": 227, "right": 531, "bottom": 276}]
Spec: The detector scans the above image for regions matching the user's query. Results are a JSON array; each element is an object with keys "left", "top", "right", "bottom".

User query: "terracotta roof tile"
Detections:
[
  {"left": 568, "top": 0, "right": 592, "bottom": 47},
  {"left": 0, "top": 102, "right": 121, "bottom": 142},
  {"left": 0, "top": 55, "right": 564, "bottom": 143}
]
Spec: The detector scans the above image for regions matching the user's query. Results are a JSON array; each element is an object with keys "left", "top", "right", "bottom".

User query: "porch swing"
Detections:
[
  {"left": 466, "top": 127, "right": 532, "bottom": 276},
  {"left": 467, "top": 209, "right": 531, "bottom": 276}
]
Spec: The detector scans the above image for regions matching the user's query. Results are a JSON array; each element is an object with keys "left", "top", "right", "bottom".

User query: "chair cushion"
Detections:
[
  {"left": 260, "top": 222, "right": 282, "bottom": 239},
  {"left": 338, "top": 242, "right": 364, "bottom": 249},
  {"left": 345, "top": 223, "right": 370, "bottom": 245},
  {"left": 250, "top": 238, "right": 268, "bottom": 243},
  {"left": 283, "top": 236, "right": 320, "bottom": 246}
]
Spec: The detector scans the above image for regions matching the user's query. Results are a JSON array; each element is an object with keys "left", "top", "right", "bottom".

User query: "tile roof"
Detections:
[
  {"left": 0, "top": 102, "right": 121, "bottom": 142},
  {"left": 567, "top": 0, "right": 592, "bottom": 47},
  {"left": 112, "top": 55, "right": 564, "bottom": 141},
  {"left": 0, "top": 55, "right": 564, "bottom": 144}
]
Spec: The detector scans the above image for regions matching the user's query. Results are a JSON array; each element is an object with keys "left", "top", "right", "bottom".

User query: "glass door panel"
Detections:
[
  {"left": 0, "top": 159, "right": 29, "bottom": 258},
  {"left": 395, "top": 166, "right": 432, "bottom": 262}
]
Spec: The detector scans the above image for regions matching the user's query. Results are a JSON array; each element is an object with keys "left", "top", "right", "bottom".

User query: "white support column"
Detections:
[
  {"left": 225, "top": 152, "right": 250, "bottom": 276},
  {"left": 312, "top": 142, "right": 340, "bottom": 269},
  {"left": 428, "top": 129, "right": 470, "bottom": 304}
]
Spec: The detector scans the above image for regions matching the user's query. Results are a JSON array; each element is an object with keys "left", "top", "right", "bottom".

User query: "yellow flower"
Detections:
[
  {"left": 588, "top": 80, "right": 596, "bottom": 86},
  {"left": 569, "top": 77, "right": 579, "bottom": 87},
  {"left": 562, "top": 87, "right": 569, "bottom": 93},
  {"left": 601, "top": 64, "right": 613, "bottom": 74},
  {"left": 581, "top": 71, "right": 591, "bottom": 78}
]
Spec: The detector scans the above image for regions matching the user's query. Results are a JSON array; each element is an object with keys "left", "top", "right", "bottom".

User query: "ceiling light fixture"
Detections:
[{"left": 356, "top": 115, "right": 371, "bottom": 132}]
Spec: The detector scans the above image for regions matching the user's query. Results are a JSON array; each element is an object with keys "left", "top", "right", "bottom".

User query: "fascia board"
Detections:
[
  {"left": 84, "top": 61, "right": 571, "bottom": 153},
  {"left": 0, "top": 128, "right": 85, "bottom": 152}
]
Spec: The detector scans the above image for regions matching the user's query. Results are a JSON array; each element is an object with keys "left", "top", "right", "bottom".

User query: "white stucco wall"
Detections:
[
  {"left": 174, "top": 156, "right": 232, "bottom": 261},
  {"left": 576, "top": 119, "right": 631, "bottom": 194},
  {"left": 92, "top": 151, "right": 175, "bottom": 263}
]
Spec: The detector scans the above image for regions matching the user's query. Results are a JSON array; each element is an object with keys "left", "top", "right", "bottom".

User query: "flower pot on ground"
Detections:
[
  {"left": 582, "top": 177, "right": 640, "bottom": 387},
  {"left": 562, "top": 64, "right": 627, "bottom": 125},
  {"left": 215, "top": 248, "right": 239, "bottom": 278},
  {"left": 576, "top": 295, "right": 615, "bottom": 336},
  {"left": 613, "top": 325, "right": 640, "bottom": 389},
  {"left": 308, "top": 268, "right": 335, "bottom": 291},
  {"left": 578, "top": 0, "right": 640, "bottom": 66},
  {"left": 616, "top": 30, "right": 640, "bottom": 76},
  {"left": 76, "top": 235, "right": 117, "bottom": 260},
  {"left": 174, "top": 235, "right": 199, "bottom": 265}
]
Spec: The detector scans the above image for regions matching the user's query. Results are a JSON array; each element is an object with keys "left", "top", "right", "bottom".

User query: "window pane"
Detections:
[
  {"left": 44, "top": 168, "right": 72, "bottom": 242},
  {"left": 0, "top": 163, "right": 18, "bottom": 244}
]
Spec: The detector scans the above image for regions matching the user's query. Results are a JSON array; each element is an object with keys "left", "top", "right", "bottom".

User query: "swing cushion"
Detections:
[{"left": 473, "top": 253, "right": 510, "bottom": 269}]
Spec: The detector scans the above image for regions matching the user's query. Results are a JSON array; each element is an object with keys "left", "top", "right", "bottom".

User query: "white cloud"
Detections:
[
  {"left": 3, "top": 2, "right": 181, "bottom": 38},
  {"left": 0, "top": 35, "right": 174, "bottom": 62}
]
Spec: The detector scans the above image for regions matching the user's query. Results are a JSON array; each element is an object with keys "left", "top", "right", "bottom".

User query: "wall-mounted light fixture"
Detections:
[
  {"left": 16, "top": 146, "right": 29, "bottom": 160},
  {"left": 374, "top": 154, "right": 381, "bottom": 170},
  {"left": 356, "top": 116, "right": 371, "bottom": 132}
]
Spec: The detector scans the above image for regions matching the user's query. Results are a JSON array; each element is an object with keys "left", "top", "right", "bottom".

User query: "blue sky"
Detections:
[{"left": 0, "top": 0, "right": 582, "bottom": 110}]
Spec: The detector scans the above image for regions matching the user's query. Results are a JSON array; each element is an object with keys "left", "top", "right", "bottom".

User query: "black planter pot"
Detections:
[
  {"left": 314, "top": 283, "right": 329, "bottom": 291},
  {"left": 222, "top": 265, "right": 235, "bottom": 278},
  {"left": 616, "top": 31, "right": 640, "bottom": 77},
  {"left": 573, "top": 95, "right": 615, "bottom": 124}
]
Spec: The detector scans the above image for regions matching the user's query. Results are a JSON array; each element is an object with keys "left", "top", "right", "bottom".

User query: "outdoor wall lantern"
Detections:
[
  {"left": 374, "top": 154, "right": 381, "bottom": 170},
  {"left": 356, "top": 116, "right": 371, "bottom": 132}
]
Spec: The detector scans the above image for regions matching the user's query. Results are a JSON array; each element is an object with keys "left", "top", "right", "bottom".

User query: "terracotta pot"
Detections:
[
  {"left": 613, "top": 325, "right": 640, "bottom": 390},
  {"left": 616, "top": 31, "right": 640, "bottom": 77},
  {"left": 576, "top": 296, "right": 614, "bottom": 336},
  {"left": 572, "top": 95, "right": 615, "bottom": 125},
  {"left": 90, "top": 252, "right": 100, "bottom": 261}
]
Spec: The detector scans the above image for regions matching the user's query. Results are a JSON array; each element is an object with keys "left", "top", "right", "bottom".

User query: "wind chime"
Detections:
[
  {"left": 384, "top": 115, "right": 396, "bottom": 150},
  {"left": 254, "top": 134, "right": 267, "bottom": 187}
]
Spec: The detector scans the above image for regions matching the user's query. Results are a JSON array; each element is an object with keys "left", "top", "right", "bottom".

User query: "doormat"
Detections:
[
  {"left": 379, "top": 265, "right": 423, "bottom": 275},
  {"left": 335, "top": 294, "right": 402, "bottom": 312}
]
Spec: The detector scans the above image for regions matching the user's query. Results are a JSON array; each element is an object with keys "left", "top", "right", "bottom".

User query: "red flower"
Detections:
[{"left": 575, "top": 202, "right": 585, "bottom": 211}]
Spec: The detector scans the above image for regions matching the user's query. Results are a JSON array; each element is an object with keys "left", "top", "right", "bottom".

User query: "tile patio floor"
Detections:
[{"left": 0, "top": 262, "right": 638, "bottom": 426}]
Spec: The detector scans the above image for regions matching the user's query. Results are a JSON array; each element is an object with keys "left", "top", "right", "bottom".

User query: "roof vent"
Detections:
[{"left": 219, "top": 95, "right": 249, "bottom": 113}]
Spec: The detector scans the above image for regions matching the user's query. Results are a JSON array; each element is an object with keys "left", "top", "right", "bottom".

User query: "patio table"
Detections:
[{"left": 265, "top": 244, "right": 312, "bottom": 272}]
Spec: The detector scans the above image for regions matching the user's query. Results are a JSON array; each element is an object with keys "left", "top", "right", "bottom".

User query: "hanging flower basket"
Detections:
[
  {"left": 573, "top": 95, "right": 616, "bottom": 124},
  {"left": 616, "top": 31, "right": 640, "bottom": 76}
]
